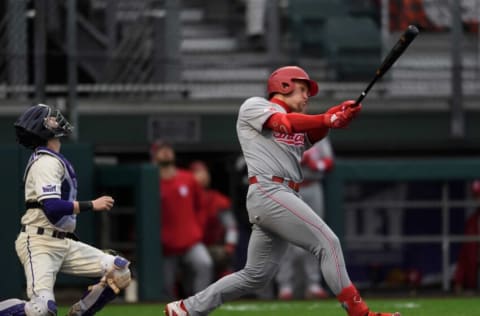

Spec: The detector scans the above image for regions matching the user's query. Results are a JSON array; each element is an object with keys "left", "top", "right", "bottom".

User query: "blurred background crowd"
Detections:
[{"left": 1, "top": 0, "right": 480, "bottom": 304}]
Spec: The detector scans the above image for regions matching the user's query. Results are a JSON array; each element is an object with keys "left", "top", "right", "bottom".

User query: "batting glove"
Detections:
[{"left": 324, "top": 106, "right": 361, "bottom": 128}]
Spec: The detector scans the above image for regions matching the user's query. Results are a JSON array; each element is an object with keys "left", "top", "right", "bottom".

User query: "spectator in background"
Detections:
[
  {"left": 190, "top": 160, "right": 239, "bottom": 279},
  {"left": 150, "top": 140, "right": 213, "bottom": 299},
  {"left": 276, "top": 137, "right": 334, "bottom": 300},
  {"left": 454, "top": 179, "right": 480, "bottom": 293}
]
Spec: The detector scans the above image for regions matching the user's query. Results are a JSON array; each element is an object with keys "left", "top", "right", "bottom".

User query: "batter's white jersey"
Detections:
[
  {"left": 22, "top": 148, "right": 77, "bottom": 232},
  {"left": 236, "top": 97, "right": 312, "bottom": 183}
]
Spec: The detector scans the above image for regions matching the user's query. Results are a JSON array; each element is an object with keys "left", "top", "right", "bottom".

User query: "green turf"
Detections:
[{"left": 57, "top": 297, "right": 480, "bottom": 316}]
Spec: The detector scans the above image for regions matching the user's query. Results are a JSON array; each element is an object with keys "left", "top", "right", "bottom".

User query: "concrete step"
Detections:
[
  {"left": 181, "top": 51, "right": 314, "bottom": 67},
  {"left": 387, "top": 32, "right": 478, "bottom": 51},
  {"left": 387, "top": 79, "right": 480, "bottom": 97},
  {"left": 187, "top": 82, "right": 265, "bottom": 99},
  {"left": 182, "top": 67, "right": 269, "bottom": 82},
  {"left": 180, "top": 8, "right": 205, "bottom": 23},
  {"left": 182, "top": 23, "right": 230, "bottom": 38},
  {"left": 182, "top": 52, "right": 274, "bottom": 67},
  {"left": 181, "top": 37, "right": 238, "bottom": 53},
  {"left": 394, "top": 54, "right": 480, "bottom": 68},
  {"left": 392, "top": 68, "right": 480, "bottom": 80}
]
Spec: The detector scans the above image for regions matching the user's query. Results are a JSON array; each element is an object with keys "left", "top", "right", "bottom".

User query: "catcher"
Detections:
[{"left": 0, "top": 104, "right": 131, "bottom": 316}]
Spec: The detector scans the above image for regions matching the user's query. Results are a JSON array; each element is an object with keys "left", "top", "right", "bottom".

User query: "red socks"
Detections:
[{"left": 337, "top": 284, "right": 369, "bottom": 316}]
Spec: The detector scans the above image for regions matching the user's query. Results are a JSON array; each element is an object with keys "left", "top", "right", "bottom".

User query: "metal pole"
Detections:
[
  {"left": 380, "top": 0, "right": 390, "bottom": 58},
  {"left": 34, "top": 0, "right": 46, "bottom": 102},
  {"left": 106, "top": 0, "right": 118, "bottom": 53},
  {"left": 450, "top": 0, "right": 464, "bottom": 139},
  {"left": 266, "top": 0, "right": 280, "bottom": 71},
  {"left": 164, "top": 0, "right": 181, "bottom": 83},
  {"left": 67, "top": 0, "right": 78, "bottom": 141},
  {"left": 477, "top": 0, "right": 480, "bottom": 79},
  {"left": 441, "top": 182, "right": 450, "bottom": 292},
  {"left": 6, "top": 0, "right": 28, "bottom": 97}
]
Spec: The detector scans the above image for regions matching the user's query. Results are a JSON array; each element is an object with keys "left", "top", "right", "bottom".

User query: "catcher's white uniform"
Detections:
[{"left": 1, "top": 147, "right": 131, "bottom": 316}]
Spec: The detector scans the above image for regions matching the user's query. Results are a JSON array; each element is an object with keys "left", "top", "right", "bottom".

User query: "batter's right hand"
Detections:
[
  {"left": 92, "top": 195, "right": 115, "bottom": 211},
  {"left": 324, "top": 100, "right": 362, "bottom": 129},
  {"left": 327, "top": 100, "right": 362, "bottom": 115},
  {"left": 341, "top": 100, "right": 362, "bottom": 118}
]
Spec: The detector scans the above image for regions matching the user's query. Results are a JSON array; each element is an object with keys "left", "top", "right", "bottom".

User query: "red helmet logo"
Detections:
[{"left": 267, "top": 66, "right": 319, "bottom": 97}]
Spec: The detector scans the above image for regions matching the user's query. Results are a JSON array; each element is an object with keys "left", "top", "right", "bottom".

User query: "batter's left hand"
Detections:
[{"left": 92, "top": 195, "right": 115, "bottom": 211}]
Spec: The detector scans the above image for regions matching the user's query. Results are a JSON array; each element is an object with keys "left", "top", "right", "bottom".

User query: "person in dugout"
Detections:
[
  {"left": 190, "top": 160, "right": 239, "bottom": 280},
  {"left": 151, "top": 141, "right": 213, "bottom": 299}
]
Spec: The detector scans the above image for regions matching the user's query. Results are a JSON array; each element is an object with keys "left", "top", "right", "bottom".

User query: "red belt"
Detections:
[{"left": 248, "top": 176, "right": 300, "bottom": 192}]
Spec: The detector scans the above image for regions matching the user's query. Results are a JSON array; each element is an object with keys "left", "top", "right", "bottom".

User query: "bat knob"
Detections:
[{"left": 406, "top": 25, "right": 420, "bottom": 39}]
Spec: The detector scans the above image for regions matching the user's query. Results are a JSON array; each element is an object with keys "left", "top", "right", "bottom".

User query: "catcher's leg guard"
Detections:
[
  {"left": 0, "top": 299, "right": 26, "bottom": 316},
  {"left": 68, "top": 256, "right": 131, "bottom": 316},
  {"left": 23, "top": 290, "right": 57, "bottom": 316}
]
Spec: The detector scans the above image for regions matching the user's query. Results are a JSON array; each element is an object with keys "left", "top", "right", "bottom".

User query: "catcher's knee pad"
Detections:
[
  {"left": 24, "top": 291, "right": 56, "bottom": 316},
  {"left": 101, "top": 255, "right": 131, "bottom": 293}
]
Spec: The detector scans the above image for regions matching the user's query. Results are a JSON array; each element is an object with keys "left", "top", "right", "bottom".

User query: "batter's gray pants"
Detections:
[
  {"left": 276, "top": 181, "right": 325, "bottom": 292},
  {"left": 184, "top": 182, "right": 350, "bottom": 315}
]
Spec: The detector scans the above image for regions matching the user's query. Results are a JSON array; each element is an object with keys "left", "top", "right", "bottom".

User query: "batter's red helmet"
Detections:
[{"left": 267, "top": 66, "right": 319, "bottom": 97}]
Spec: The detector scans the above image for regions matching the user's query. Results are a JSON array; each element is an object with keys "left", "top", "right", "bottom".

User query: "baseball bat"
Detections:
[{"left": 353, "top": 25, "right": 419, "bottom": 106}]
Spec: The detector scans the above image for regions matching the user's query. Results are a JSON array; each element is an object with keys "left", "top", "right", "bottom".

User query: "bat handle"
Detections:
[{"left": 353, "top": 92, "right": 366, "bottom": 107}]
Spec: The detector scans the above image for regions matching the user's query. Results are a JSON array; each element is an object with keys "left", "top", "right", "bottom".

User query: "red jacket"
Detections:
[
  {"left": 201, "top": 189, "right": 232, "bottom": 246},
  {"left": 454, "top": 210, "right": 480, "bottom": 289},
  {"left": 160, "top": 169, "right": 205, "bottom": 255}
]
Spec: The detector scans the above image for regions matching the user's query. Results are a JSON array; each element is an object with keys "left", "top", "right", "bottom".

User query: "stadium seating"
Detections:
[
  {"left": 288, "top": 0, "right": 349, "bottom": 56},
  {"left": 322, "top": 15, "right": 381, "bottom": 80}
]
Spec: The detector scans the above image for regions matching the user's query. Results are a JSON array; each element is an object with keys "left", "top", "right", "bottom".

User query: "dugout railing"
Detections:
[
  {"left": 325, "top": 158, "right": 480, "bottom": 292},
  {"left": 95, "top": 164, "right": 163, "bottom": 301}
]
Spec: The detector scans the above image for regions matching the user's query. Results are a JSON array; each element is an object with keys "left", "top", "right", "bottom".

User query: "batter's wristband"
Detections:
[{"left": 78, "top": 201, "right": 93, "bottom": 212}]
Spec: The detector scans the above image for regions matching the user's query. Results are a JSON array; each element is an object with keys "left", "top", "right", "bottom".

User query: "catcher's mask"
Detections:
[
  {"left": 14, "top": 104, "right": 73, "bottom": 149},
  {"left": 267, "top": 66, "right": 319, "bottom": 98}
]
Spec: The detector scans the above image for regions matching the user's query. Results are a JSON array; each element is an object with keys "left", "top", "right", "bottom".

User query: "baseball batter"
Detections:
[
  {"left": 0, "top": 104, "right": 131, "bottom": 316},
  {"left": 165, "top": 66, "right": 400, "bottom": 316}
]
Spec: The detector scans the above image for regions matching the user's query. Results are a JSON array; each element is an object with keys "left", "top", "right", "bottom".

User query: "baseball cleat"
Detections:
[
  {"left": 277, "top": 287, "right": 293, "bottom": 300},
  {"left": 305, "top": 285, "right": 329, "bottom": 299},
  {"left": 367, "top": 312, "right": 401, "bottom": 316},
  {"left": 164, "top": 300, "right": 188, "bottom": 316}
]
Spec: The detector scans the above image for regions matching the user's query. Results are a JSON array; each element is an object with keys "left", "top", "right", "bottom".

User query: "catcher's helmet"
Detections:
[
  {"left": 14, "top": 104, "right": 73, "bottom": 149},
  {"left": 267, "top": 66, "right": 319, "bottom": 98}
]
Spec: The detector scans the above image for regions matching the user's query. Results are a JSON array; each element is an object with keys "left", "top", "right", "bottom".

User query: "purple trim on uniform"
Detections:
[
  {"left": 253, "top": 182, "right": 344, "bottom": 291},
  {"left": 114, "top": 256, "right": 129, "bottom": 268},
  {"left": 0, "top": 302, "right": 26, "bottom": 315},
  {"left": 37, "top": 147, "right": 78, "bottom": 190},
  {"left": 47, "top": 300, "right": 57, "bottom": 315},
  {"left": 42, "top": 198, "right": 74, "bottom": 224},
  {"left": 83, "top": 287, "right": 117, "bottom": 315},
  {"left": 26, "top": 235, "right": 37, "bottom": 297}
]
